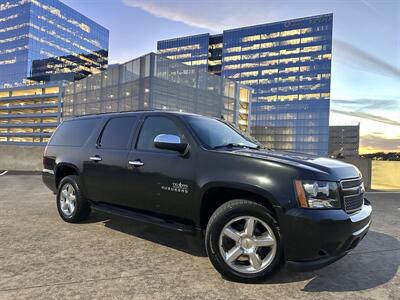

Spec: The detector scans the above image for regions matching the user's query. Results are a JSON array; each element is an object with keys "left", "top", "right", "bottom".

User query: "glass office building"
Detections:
[
  {"left": 158, "top": 14, "right": 333, "bottom": 155},
  {"left": 63, "top": 53, "right": 251, "bottom": 132},
  {"left": 0, "top": 0, "right": 109, "bottom": 88},
  {"left": 157, "top": 33, "right": 210, "bottom": 74},
  {"left": 0, "top": 53, "right": 251, "bottom": 146}
]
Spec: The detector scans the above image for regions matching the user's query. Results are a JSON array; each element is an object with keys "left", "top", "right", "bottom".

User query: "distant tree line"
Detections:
[{"left": 359, "top": 152, "right": 400, "bottom": 161}]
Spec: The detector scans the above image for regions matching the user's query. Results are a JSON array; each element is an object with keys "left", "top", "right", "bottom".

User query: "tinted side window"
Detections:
[
  {"left": 50, "top": 118, "right": 100, "bottom": 147},
  {"left": 99, "top": 117, "right": 137, "bottom": 150},
  {"left": 137, "top": 116, "right": 183, "bottom": 151}
]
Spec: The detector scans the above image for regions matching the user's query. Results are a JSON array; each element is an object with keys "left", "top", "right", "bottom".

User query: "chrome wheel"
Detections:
[
  {"left": 59, "top": 183, "right": 76, "bottom": 217},
  {"left": 219, "top": 216, "right": 277, "bottom": 274}
]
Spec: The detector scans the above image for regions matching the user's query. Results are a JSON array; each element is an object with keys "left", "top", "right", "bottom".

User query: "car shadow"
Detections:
[
  {"left": 85, "top": 212, "right": 399, "bottom": 291},
  {"left": 86, "top": 211, "right": 207, "bottom": 257},
  {"left": 264, "top": 230, "right": 399, "bottom": 292}
]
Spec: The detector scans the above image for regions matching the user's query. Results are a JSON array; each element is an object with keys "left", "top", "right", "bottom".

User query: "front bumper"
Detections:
[{"left": 280, "top": 199, "right": 372, "bottom": 271}]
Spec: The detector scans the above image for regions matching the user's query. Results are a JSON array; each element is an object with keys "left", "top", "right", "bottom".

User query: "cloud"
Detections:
[
  {"left": 331, "top": 109, "right": 400, "bottom": 127},
  {"left": 121, "top": 0, "right": 284, "bottom": 32},
  {"left": 332, "top": 98, "right": 399, "bottom": 110},
  {"left": 122, "top": 0, "right": 219, "bottom": 31},
  {"left": 123, "top": 1, "right": 399, "bottom": 80},
  {"left": 360, "top": 0, "right": 385, "bottom": 18},
  {"left": 360, "top": 133, "right": 400, "bottom": 151},
  {"left": 333, "top": 39, "right": 400, "bottom": 78},
  {"left": 331, "top": 98, "right": 400, "bottom": 126}
]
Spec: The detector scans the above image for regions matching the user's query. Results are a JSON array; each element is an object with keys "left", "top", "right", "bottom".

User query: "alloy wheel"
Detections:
[
  {"left": 218, "top": 216, "right": 277, "bottom": 274},
  {"left": 59, "top": 183, "right": 77, "bottom": 217}
]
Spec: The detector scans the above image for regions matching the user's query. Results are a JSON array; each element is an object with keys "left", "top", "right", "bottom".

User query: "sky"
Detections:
[{"left": 63, "top": 0, "right": 400, "bottom": 154}]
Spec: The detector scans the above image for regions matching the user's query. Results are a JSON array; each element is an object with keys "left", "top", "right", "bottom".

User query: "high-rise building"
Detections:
[
  {"left": 329, "top": 125, "right": 360, "bottom": 158},
  {"left": 158, "top": 14, "right": 333, "bottom": 155},
  {"left": 0, "top": 0, "right": 109, "bottom": 88},
  {"left": 157, "top": 33, "right": 211, "bottom": 74}
]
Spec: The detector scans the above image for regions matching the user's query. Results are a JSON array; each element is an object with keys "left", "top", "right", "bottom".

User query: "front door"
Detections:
[{"left": 125, "top": 115, "right": 196, "bottom": 219}]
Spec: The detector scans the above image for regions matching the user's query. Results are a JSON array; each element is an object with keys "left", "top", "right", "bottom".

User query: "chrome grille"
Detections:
[{"left": 340, "top": 178, "right": 364, "bottom": 213}]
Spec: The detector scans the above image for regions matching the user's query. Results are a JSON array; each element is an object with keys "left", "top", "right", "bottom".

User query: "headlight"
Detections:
[{"left": 295, "top": 180, "right": 341, "bottom": 209}]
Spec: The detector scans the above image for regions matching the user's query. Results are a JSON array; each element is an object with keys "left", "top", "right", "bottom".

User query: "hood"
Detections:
[{"left": 230, "top": 148, "right": 361, "bottom": 180}]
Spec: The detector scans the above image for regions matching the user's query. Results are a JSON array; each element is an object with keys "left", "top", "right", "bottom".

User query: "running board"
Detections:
[{"left": 90, "top": 202, "right": 197, "bottom": 235}]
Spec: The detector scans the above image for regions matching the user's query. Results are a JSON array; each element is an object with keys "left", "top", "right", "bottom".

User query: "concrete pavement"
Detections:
[{"left": 0, "top": 175, "right": 399, "bottom": 299}]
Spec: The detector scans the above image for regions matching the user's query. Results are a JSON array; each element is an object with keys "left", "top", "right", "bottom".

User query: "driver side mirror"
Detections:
[{"left": 154, "top": 134, "right": 188, "bottom": 154}]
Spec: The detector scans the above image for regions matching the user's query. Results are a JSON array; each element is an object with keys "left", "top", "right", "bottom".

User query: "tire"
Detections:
[
  {"left": 205, "top": 199, "right": 282, "bottom": 283},
  {"left": 56, "top": 175, "right": 91, "bottom": 223}
]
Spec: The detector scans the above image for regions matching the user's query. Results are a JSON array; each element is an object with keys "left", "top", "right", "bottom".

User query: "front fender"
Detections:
[{"left": 199, "top": 181, "right": 281, "bottom": 207}]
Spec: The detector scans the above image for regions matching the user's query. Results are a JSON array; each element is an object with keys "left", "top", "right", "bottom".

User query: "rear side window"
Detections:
[
  {"left": 50, "top": 118, "right": 100, "bottom": 147},
  {"left": 98, "top": 117, "right": 137, "bottom": 150}
]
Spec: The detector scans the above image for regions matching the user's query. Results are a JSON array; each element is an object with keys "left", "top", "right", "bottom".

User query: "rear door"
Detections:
[{"left": 84, "top": 115, "right": 138, "bottom": 206}]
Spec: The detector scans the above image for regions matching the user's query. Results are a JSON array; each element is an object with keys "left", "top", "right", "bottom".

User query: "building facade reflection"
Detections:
[
  {"left": 158, "top": 14, "right": 333, "bottom": 155},
  {"left": 0, "top": 0, "right": 109, "bottom": 88}
]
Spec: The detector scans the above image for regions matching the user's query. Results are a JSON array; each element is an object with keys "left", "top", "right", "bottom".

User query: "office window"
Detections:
[
  {"left": 241, "top": 35, "right": 260, "bottom": 42},
  {"left": 302, "top": 45, "right": 323, "bottom": 53},
  {"left": 300, "top": 56, "right": 312, "bottom": 62},
  {"left": 261, "top": 32, "right": 280, "bottom": 39},
  {"left": 224, "top": 64, "right": 241, "bottom": 70},
  {"left": 224, "top": 55, "right": 241, "bottom": 62},
  {"left": 241, "top": 53, "right": 259, "bottom": 60},
  {"left": 261, "top": 69, "right": 278, "bottom": 76},
  {"left": 242, "top": 44, "right": 260, "bottom": 51},
  {"left": 299, "top": 93, "right": 321, "bottom": 100},
  {"left": 301, "top": 36, "right": 322, "bottom": 44},
  {"left": 241, "top": 71, "right": 258, "bottom": 78},
  {"left": 279, "top": 57, "right": 300, "bottom": 64},
  {"left": 301, "top": 27, "right": 313, "bottom": 34},
  {"left": 280, "top": 67, "right": 299, "bottom": 74},
  {"left": 191, "top": 59, "right": 207, "bottom": 65},
  {"left": 322, "top": 53, "right": 332, "bottom": 60},
  {"left": 239, "top": 79, "right": 259, "bottom": 85},
  {"left": 281, "top": 29, "right": 300, "bottom": 37},
  {"left": 225, "top": 46, "right": 241, "bottom": 53},
  {"left": 300, "top": 66, "right": 311, "bottom": 72},
  {"left": 260, "top": 51, "right": 279, "bottom": 58},
  {"left": 260, "top": 42, "right": 279, "bottom": 49},
  {"left": 241, "top": 62, "right": 259, "bottom": 68},
  {"left": 280, "top": 39, "right": 300, "bottom": 46},
  {"left": 260, "top": 60, "right": 278, "bottom": 67}
]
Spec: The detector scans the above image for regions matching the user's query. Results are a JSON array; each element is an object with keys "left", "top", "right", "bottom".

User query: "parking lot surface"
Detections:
[{"left": 0, "top": 175, "right": 399, "bottom": 299}]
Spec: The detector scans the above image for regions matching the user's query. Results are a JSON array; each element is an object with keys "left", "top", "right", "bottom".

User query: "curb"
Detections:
[{"left": 0, "top": 170, "right": 42, "bottom": 176}]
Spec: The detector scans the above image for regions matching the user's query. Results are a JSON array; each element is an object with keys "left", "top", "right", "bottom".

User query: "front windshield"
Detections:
[{"left": 185, "top": 116, "right": 259, "bottom": 149}]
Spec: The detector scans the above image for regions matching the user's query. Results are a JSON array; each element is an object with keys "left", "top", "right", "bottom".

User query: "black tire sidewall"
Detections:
[
  {"left": 56, "top": 175, "right": 89, "bottom": 223},
  {"left": 206, "top": 200, "right": 282, "bottom": 282}
]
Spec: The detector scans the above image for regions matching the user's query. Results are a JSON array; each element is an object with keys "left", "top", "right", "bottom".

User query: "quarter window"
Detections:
[
  {"left": 99, "top": 117, "right": 137, "bottom": 150},
  {"left": 50, "top": 118, "right": 100, "bottom": 147}
]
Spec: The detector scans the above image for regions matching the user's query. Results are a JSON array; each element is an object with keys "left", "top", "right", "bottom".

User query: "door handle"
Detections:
[
  {"left": 128, "top": 160, "right": 144, "bottom": 167},
  {"left": 89, "top": 156, "right": 102, "bottom": 162}
]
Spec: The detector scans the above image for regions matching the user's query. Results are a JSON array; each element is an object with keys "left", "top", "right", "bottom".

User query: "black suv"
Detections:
[{"left": 43, "top": 111, "right": 371, "bottom": 282}]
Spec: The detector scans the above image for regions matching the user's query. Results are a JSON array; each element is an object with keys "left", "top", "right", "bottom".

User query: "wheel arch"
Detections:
[
  {"left": 198, "top": 182, "right": 281, "bottom": 230},
  {"left": 55, "top": 163, "right": 80, "bottom": 188}
]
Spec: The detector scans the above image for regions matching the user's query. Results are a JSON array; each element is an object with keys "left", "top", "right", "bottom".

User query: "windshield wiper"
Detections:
[{"left": 212, "top": 143, "right": 259, "bottom": 150}]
